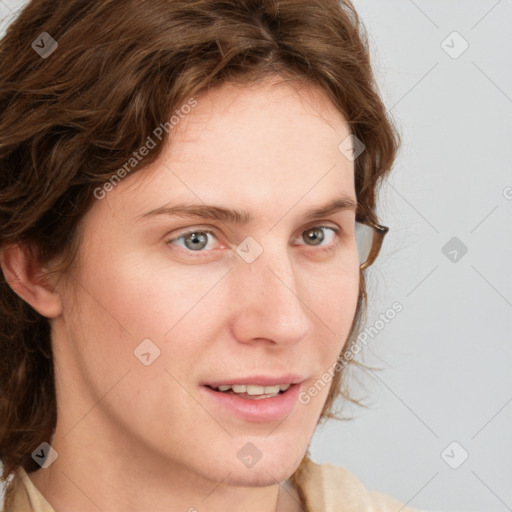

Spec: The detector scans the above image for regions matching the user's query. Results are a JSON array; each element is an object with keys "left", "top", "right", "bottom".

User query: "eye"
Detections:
[
  {"left": 296, "top": 226, "right": 340, "bottom": 250},
  {"left": 166, "top": 225, "right": 341, "bottom": 254},
  {"left": 167, "top": 229, "right": 218, "bottom": 252}
]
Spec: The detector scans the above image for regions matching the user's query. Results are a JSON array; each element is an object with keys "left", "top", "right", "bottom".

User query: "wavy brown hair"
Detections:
[{"left": 0, "top": 0, "right": 400, "bottom": 481}]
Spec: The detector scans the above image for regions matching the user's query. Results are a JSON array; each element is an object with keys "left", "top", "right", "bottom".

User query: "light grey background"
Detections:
[{"left": 1, "top": 1, "right": 511, "bottom": 511}]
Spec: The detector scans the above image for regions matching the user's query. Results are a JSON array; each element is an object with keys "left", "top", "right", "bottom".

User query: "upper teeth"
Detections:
[{"left": 215, "top": 384, "right": 291, "bottom": 395}]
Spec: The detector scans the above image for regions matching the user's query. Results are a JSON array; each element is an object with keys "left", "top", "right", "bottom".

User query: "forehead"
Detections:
[
  {"left": 103, "top": 80, "right": 356, "bottom": 224},
  {"left": 166, "top": 79, "right": 351, "bottom": 164}
]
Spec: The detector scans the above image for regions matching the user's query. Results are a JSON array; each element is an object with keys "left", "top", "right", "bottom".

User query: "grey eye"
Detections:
[{"left": 170, "top": 230, "right": 215, "bottom": 251}]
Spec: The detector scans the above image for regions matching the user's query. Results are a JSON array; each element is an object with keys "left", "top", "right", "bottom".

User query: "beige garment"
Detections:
[{"left": 2, "top": 458, "right": 417, "bottom": 512}]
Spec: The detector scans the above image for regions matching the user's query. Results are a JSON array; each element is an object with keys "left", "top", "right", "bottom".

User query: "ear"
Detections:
[{"left": 0, "top": 243, "right": 63, "bottom": 318}]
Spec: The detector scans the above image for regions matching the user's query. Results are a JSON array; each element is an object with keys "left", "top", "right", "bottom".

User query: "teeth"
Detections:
[{"left": 214, "top": 383, "right": 291, "bottom": 395}]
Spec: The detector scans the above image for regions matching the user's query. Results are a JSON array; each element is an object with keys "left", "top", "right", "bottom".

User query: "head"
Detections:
[{"left": 0, "top": 0, "right": 399, "bottom": 484}]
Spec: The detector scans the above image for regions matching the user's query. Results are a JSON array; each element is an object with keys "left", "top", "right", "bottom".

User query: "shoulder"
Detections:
[{"left": 292, "top": 458, "right": 418, "bottom": 512}]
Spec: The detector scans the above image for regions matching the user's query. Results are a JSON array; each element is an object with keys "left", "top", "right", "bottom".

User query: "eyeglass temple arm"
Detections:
[{"left": 359, "top": 220, "right": 389, "bottom": 270}]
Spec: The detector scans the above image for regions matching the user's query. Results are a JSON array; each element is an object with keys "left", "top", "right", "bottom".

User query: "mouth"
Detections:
[
  {"left": 204, "top": 383, "right": 292, "bottom": 400},
  {"left": 200, "top": 380, "right": 304, "bottom": 422}
]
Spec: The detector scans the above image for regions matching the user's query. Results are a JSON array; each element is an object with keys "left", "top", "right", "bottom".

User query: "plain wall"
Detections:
[{"left": 1, "top": 1, "right": 511, "bottom": 511}]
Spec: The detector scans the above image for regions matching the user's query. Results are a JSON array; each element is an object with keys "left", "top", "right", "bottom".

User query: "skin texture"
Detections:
[{"left": 1, "top": 79, "right": 360, "bottom": 512}]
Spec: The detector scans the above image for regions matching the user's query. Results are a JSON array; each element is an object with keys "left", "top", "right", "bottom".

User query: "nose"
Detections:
[{"left": 228, "top": 239, "right": 314, "bottom": 347}]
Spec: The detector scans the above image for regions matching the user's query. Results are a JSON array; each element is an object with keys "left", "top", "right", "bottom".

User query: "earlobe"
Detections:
[{"left": 0, "top": 243, "right": 63, "bottom": 319}]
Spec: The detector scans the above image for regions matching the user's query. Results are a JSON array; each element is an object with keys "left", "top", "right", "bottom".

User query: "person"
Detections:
[{"left": 0, "top": 1, "right": 415, "bottom": 510}]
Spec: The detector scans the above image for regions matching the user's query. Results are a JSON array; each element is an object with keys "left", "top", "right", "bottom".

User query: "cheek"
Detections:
[
  {"left": 80, "top": 248, "right": 229, "bottom": 341},
  {"left": 59, "top": 255, "right": 213, "bottom": 436},
  {"left": 309, "top": 262, "right": 360, "bottom": 343},
  {"left": 294, "top": 267, "right": 360, "bottom": 414}
]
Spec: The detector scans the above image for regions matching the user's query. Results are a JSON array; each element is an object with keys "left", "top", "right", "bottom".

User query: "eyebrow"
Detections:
[{"left": 134, "top": 195, "right": 358, "bottom": 224}]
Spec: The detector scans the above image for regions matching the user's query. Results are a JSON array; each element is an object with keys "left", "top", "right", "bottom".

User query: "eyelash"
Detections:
[{"left": 166, "top": 225, "right": 342, "bottom": 256}]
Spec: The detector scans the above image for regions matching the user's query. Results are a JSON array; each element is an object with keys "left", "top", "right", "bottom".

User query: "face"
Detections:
[{"left": 51, "top": 79, "right": 360, "bottom": 487}]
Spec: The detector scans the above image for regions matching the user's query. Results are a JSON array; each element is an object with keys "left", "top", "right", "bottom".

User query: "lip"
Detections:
[
  {"left": 200, "top": 382, "right": 303, "bottom": 423},
  {"left": 202, "top": 374, "right": 305, "bottom": 388}
]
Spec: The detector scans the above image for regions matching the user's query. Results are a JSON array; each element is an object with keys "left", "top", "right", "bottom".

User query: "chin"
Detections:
[
  {"left": 226, "top": 442, "right": 303, "bottom": 488},
  {"left": 222, "top": 463, "right": 294, "bottom": 488}
]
